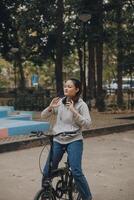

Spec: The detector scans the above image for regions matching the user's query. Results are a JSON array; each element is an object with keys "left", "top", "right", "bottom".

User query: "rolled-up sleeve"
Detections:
[
  {"left": 41, "top": 107, "right": 58, "bottom": 120},
  {"left": 41, "top": 107, "right": 53, "bottom": 119},
  {"left": 73, "top": 103, "right": 91, "bottom": 130}
]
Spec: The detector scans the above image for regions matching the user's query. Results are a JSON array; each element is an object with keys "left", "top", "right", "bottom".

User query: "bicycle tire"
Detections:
[
  {"left": 39, "top": 141, "right": 51, "bottom": 175},
  {"left": 34, "top": 188, "right": 56, "bottom": 200}
]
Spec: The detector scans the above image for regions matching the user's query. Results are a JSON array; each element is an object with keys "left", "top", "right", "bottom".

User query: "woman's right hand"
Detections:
[{"left": 49, "top": 97, "right": 61, "bottom": 110}]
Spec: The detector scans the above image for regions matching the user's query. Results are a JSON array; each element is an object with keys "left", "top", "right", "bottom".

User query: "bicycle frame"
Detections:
[
  {"left": 42, "top": 135, "right": 69, "bottom": 189},
  {"left": 33, "top": 132, "right": 82, "bottom": 200}
]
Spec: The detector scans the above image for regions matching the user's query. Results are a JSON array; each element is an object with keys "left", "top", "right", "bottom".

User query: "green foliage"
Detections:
[
  {"left": 103, "top": 0, "right": 134, "bottom": 82},
  {"left": 0, "top": 58, "right": 13, "bottom": 87},
  {"left": 0, "top": 0, "right": 133, "bottom": 96}
]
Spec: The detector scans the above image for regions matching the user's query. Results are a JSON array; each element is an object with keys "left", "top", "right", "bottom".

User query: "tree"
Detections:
[
  {"left": 94, "top": 0, "right": 105, "bottom": 111},
  {"left": 0, "top": 0, "right": 27, "bottom": 89},
  {"left": 55, "top": 0, "right": 64, "bottom": 95}
]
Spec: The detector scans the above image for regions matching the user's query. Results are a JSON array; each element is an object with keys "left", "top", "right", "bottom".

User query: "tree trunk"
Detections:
[
  {"left": 18, "top": 59, "right": 26, "bottom": 90},
  {"left": 95, "top": 0, "right": 105, "bottom": 111},
  {"left": 116, "top": 1, "right": 123, "bottom": 107},
  {"left": 55, "top": 0, "right": 64, "bottom": 96},
  {"left": 13, "top": 49, "right": 26, "bottom": 90},
  {"left": 77, "top": 47, "right": 83, "bottom": 85},
  {"left": 82, "top": 23, "right": 87, "bottom": 102},
  {"left": 88, "top": 41, "right": 96, "bottom": 100},
  {"left": 96, "top": 42, "right": 103, "bottom": 95}
]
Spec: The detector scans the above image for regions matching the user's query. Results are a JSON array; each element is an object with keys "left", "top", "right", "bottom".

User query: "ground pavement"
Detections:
[{"left": 0, "top": 129, "right": 134, "bottom": 200}]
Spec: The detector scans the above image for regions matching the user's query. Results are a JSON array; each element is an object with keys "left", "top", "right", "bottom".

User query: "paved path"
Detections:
[{"left": 0, "top": 130, "right": 134, "bottom": 200}]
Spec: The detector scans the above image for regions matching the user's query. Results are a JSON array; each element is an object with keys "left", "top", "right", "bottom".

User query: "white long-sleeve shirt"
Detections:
[{"left": 41, "top": 98, "right": 91, "bottom": 144}]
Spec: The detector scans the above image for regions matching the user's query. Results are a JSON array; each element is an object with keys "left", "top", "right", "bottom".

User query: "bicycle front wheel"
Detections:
[
  {"left": 34, "top": 188, "right": 56, "bottom": 200},
  {"left": 68, "top": 177, "right": 82, "bottom": 200}
]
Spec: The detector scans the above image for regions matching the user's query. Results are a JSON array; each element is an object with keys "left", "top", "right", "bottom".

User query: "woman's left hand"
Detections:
[{"left": 66, "top": 100, "right": 75, "bottom": 112}]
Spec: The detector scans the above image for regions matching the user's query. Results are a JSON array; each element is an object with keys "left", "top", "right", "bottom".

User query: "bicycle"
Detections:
[{"left": 32, "top": 131, "right": 82, "bottom": 200}]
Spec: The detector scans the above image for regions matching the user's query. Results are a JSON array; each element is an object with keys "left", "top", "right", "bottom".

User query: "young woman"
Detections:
[{"left": 41, "top": 78, "right": 92, "bottom": 200}]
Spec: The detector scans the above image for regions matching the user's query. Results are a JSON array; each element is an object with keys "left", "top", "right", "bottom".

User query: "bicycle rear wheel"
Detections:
[{"left": 34, "top": 188, "right": 56, "bottom": 200}]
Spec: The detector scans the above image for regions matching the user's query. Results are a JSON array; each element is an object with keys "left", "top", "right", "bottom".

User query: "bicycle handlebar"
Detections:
[
  {"left": 30, "top": 130, "right": 78, "bottom": 138},
  {"left": 30, "top": 131, "right": 45, "bottom": 137},
  {"left": 30, "top": 131, "right": 58, "bottom": 138}
]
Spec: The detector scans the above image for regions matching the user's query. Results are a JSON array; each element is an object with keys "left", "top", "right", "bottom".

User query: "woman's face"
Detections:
[{"left": 64, "top": 80, "right": 79, "bottom": 97}]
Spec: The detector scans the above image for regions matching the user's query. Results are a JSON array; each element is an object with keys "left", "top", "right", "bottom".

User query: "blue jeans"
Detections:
[{"left": 43, "top": 140, "right": 92, "bottom": 200}]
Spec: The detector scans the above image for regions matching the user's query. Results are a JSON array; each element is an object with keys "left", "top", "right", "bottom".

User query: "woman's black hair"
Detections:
[{"left": 62, "top": 78, "right": 82, "bottom": 104}]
